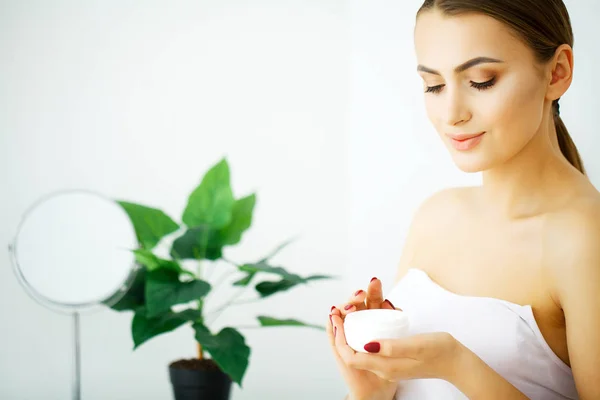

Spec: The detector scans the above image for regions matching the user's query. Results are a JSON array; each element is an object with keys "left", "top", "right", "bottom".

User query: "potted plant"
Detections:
[{"left": 105, "top": 157, "right": 331, "bottom": 400}]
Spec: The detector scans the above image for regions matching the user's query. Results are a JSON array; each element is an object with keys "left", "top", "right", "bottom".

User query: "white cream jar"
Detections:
[{"left": 343, "top": 309, "right": 410, "bottom": 353}]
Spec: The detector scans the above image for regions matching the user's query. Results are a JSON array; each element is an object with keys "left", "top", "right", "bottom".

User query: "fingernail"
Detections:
[
  {"left": 331, "top": 306, "right": 336, "bottom": 313},
  {"left": 385, "top": 299, "right": 396, "bottom": 309},
  {"left": 344, "top": 304, "right": 353, "bottom": 310},
  {"left": 364, "top": 342, "right": 380, "bottom": 353},
  {"left": 334, "top": 327, "right": 337, "bottom": 337},
  {"left": 354, "top": 289, "right": 364, "bottom": 296},
  {"left": 370, "top": 277, "right": 377, "bottom": 282}
]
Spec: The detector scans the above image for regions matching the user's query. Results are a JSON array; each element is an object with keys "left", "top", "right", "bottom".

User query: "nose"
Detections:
[{"left": 443, "top": 88, "right": 471, "bottom": 126}]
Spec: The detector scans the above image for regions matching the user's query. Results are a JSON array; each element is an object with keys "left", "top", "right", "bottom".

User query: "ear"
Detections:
[{"left": 546, "top": 44, "right": 573, "bottom": 101}]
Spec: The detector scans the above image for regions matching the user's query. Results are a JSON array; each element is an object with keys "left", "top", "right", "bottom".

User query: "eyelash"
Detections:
[{"left": 425, "top": 77, "right": 497, "bottom": 94}]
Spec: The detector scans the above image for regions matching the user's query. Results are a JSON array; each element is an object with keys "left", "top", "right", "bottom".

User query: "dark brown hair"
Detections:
[{"left": 418, "top": 0, "right": 585, "bottom": 174}]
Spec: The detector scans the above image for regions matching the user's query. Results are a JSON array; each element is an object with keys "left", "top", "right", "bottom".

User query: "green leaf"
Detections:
[
  {"left": 132, "top": 308, "right": 201, "bottom": 349},
  {"left": 193, "top": 323, "right": 250, "bottom": 387},
  {"left": 133, "top": 249, "right": 194, "bottom": 277},
  {"left": 106, "top": 267, "right": 146, "bottom": 312},
  {"left": 239, "top": 261, "right": 304, "bottom": 283},
  {"left": 255, "top": 279, "right": 298, "bottom": 297},
  {"left": 145, "top": 268, "right": 211, "bottom": 318},
  {"left": 170, "top": 225, "right": 224, "bottom": 260},
  {"left": 182, "top": 158, "right": 235, "bottom": 229},
  {"left": 239, "top": 262, "right": 335, "bottom": 284},
  {"left": 231, "top": 239, "right": 299, "bottom": 287},
  {"left": 240, "top": 261, "right": 335, "bottom": 297},
  {"left": 218, "top": 194, "right": 256, "bottom": 246},
  {"left": 117, "top": 201, "right": 179, "bottom": 250},
  {"left": 254, "top": 276, "right": 334, "bottom": 297},
  {"left": 257, "top": 316, "right": 325, "bottom": 331},
  {"left": 305, "top": 275, "right": 335, "bottom": 282},
  {"left": 232, "top": 272, "right": 256, "bottom": 287}
]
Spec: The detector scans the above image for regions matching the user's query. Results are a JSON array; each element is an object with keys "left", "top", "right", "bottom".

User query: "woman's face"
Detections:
[{"left": 414, "top": 11, "right": 550, "bottom": 173}]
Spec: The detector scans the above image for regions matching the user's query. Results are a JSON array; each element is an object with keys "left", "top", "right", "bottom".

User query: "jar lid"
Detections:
[{"left": 344, "top": 308, "right": 409, "bottom": 329}]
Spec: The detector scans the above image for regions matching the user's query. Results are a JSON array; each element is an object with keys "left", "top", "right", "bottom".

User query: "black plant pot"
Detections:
[{"left": 169, "top": 359, "right": 232, "bottom": 400}]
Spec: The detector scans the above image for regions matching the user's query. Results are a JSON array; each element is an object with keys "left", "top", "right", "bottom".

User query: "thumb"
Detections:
[{"left": 365, "top": 334, "right": 422, "bottom": 359}]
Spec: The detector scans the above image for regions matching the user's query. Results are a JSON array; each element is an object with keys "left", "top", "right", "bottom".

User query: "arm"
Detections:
[
  {"left": 448, "top": 342, "right": 529, "bottom": 399},
  {"left": 550, "top": 209, "right": 600, "bottom": 400},
  {"left": 453, "top": 204, "right": 600, "bottom": 400}
]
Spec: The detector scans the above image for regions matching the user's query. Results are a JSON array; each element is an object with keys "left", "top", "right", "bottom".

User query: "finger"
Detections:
[
  {"left": 338, "top": 289, "right": 368, "bottom": 316},
  {"left": 381, "top": 298, "right": 402, "bottom": 311},
  {"left": 331, "top": 312, "right": 419, "bottom": 381},
  {"left": 327, "top": 313, "right": 350, "bottom": 377},
  {"left": 327, "top": 308, "right": 346, "bottom": 356},
  {"left": 347, "top": 289, "right": 367, "bottom": 311},
  {"left": 331, "top": 313, "right": 388, "bottom": 372},
  {"left": 331, "top": 313, "right": 354, "bottom": 357},
  {"left": 363, "top": 335, "right": 422, "bottom": 359},
  {"left": 366, "top": 277, "right": 384, "bottom": 309},
  {"left": 338, "top": 303, "right": 355, "bottom": 316},
  {"left": 326, "top": 307, "right": 337, "bottom": 347}
]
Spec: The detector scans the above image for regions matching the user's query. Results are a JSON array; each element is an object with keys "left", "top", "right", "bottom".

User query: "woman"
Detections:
[{"left": 327, "top": 1, "right": 600, "bottom": 399}]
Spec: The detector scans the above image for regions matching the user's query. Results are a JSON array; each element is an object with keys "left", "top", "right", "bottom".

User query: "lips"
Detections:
[
  {"left": 446, "top": 132, "right": 485, "bottom": 141},
  {"left": 447, "top": 131, "right": 486, "bottom": 151}
]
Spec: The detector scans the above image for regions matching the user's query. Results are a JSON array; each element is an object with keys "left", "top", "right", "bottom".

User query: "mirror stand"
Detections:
[
  {"left": 72, "top": 311, "right": 81, "bottom": 400},
  {"left": 8, "top": 190, "right": 138, "bottom": 400}
]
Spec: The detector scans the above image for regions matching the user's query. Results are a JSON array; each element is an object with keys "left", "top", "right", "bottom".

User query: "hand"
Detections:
[
  {"left": 332, "top": 319, "right": 462, "bottom": 383},
  {"left": 326, "top": 278, "right": 399, "bottom": 400}
]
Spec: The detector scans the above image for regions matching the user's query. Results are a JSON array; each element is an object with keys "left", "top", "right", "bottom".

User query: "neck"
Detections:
[{"left": 480, "top": 116, "right": 579, "bottom": 220}]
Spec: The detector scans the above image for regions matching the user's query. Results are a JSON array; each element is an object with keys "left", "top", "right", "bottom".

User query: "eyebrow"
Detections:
[{"left": 417, "top": 56, "right": 504, "bottom": 75}]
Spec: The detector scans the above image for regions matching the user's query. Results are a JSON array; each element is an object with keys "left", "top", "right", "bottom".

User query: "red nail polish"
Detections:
[
  {"left": 385, "top": 299, "right": 396, "bottom": 309},
  {"left": 370, "top": 277, "right": 377, "bottom": 282},
  {"left": 334, "top": 327, "right": 337, "bottom": 337},
  {"left": 329, "top": 314, "right": 333, "bottom": 324},
  {"left": 344, "top": 304, "right": 353, "bottom": 310},
  {"left": 331, "top": 306, "right": 336, "bottom": 312},
  {"left": 364, "top": 342, "right": 380, "bottom": 353},
  {"left": 355, "top": 289, "right": 364, "bottom": 296}
]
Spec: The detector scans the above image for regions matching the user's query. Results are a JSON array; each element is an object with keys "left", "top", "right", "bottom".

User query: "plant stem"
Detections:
[
  {"left": 211, "top": 268, "right": 237, "bottom": 291},
  {"left": 220, "top": 256, "right": 239, "bottom": 267},
  {"left": 213, "top": 297, "right": 262, "bottom": 314},
  {"left": 204, "top": 287, "right": 256, "bottom": 325},
  {"left": 196, "top": 259, "right": 204, "bottom": 360}
]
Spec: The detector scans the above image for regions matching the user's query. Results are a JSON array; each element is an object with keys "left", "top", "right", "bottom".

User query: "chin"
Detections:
[{"left": 449, "top": 152, "right": 491, "bottom": 173}]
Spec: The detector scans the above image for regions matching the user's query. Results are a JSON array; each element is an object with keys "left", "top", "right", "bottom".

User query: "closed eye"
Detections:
[
  {"left": 425, "top": 84, "right": 444, "bottom": 94},
  {"left": 470, "top": 77, "right": 496, "bottom": 90},
  {"left": 424, "top": 77, "right": 497, "bottom": 94}
]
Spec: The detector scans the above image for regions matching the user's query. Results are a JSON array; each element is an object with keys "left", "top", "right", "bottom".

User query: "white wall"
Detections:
[
  {"left": 348, "top": 0, "right": 600, "bottom": 295},
  {"left": 3, "top": 1, "right": 600, "bottom": 399},
  {"left": 0, "top": 1, "right": 349, "bottom": 399}
]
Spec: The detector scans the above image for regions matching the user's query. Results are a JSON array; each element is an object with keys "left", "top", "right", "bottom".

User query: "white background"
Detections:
[{"left": 1, "top": 0, "right": 599, "bottom": 399}]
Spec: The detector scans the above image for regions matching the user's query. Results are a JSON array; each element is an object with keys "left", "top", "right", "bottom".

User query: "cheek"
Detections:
[{"left": 481, "top": 76, "right": 544, "bottom": 143}]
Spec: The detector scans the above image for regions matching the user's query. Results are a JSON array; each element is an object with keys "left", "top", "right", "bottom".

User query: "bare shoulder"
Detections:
[
  {"left": 413, "top": 186, "right": 473, "bottom": 227},
  {"left": 544, "top": 192, "right": 600, "bottom": 305},
  {"left": 544, "top": 189, "right": 600, "bottom": 396},
  {"left": 545, "top": 194, "right": 600, "bottom": 261},
  {"left": 394, "top": 186, "right": 473, "bottom": 282}
]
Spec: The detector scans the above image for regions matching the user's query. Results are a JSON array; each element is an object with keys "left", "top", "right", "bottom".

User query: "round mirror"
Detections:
[
  {"left": 8, "top": 189, "right": 139, "bottom": 400},
  {"left": 10, "top": 189, "right": 138, "bottom": 312}
]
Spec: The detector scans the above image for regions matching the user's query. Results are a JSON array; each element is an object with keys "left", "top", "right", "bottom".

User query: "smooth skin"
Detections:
[{"left": 327, "top": 10, "right": 600, "bottom": 400}]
